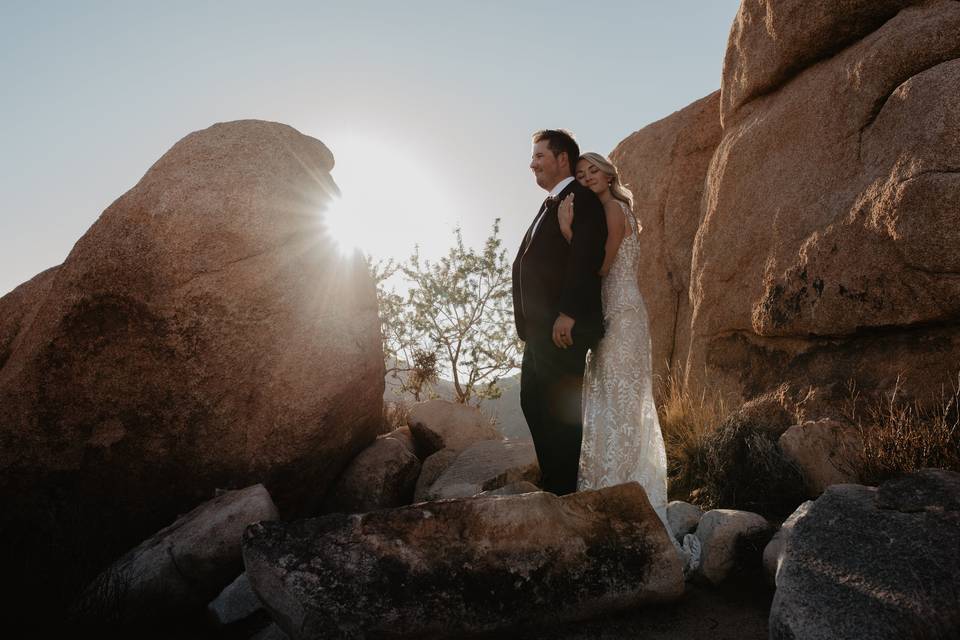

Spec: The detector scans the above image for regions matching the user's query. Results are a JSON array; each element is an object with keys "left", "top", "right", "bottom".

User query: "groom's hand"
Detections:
[{"left": 552, "top": 313, "right": 575, "bottom": 349}]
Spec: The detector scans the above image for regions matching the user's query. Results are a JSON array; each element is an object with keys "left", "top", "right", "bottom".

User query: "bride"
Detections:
[{"left": 558, "top": 152, "right": 699, "bottom": 573}]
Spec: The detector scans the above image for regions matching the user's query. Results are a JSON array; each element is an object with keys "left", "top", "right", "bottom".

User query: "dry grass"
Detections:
[
  {"left": 842, "top": 375, "right": 960, "bottom": 486},
  {"left": 656, "top": 370, "right": 729, "bottom": 501},
  {"left": 382, "top": 400, "right": 411, "bottom": 434}
]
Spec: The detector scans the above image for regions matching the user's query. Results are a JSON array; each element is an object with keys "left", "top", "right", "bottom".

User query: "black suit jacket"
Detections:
[{"left": 512, "top": 179, "right": 607, "bottom": 344}]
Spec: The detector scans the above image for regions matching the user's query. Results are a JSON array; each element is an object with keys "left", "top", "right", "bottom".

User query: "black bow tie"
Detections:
[{"left": 543, "top": 194, "right": 559, "bottom": 208}]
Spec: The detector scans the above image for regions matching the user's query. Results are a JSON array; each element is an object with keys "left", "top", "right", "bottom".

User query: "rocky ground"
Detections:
[{"left": 533, "top": 580, "right": 772, "bottom": 640}]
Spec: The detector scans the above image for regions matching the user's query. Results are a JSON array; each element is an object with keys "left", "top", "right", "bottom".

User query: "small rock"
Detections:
[
  {"left": 413, "top": 449, "right": 460, "bottom": 502},
  {"left": 762, "top": 500, "right": 813, "bottom": 586},
  {"left": 206, "top": 572, "right": 265, "bottom": 627},
  {"left": 380, "top": 425, "right": 418, "bottom": 457},
  {"left": 779, "top": 419, "right": 860, "bottom": 496},
  {"left": 322, "top": 436, "right": 421, "bottom": 513},
  {"left": 694, "top": 509, "right": 772, "bottom": 585},
  {"left": 408, "top": 400, "right": 500, "bottom": 456},
  {"left": 667, "top": 500, "right": 704, "bottom": 541}
]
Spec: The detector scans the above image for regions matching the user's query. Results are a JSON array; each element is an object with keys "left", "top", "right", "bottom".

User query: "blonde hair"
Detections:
[{"left": 578, "top": 152, "right": 634, "bottom": 210}]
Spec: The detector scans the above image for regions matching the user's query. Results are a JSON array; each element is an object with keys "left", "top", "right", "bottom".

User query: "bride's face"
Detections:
[{"left": 575, "top": 159, "right": 611, "bottom": 195}]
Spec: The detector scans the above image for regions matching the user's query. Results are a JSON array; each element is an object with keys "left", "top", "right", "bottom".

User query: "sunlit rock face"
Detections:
[
  {"left": 610, "top": 91, "right": 722, "bottom": 385},
  {"left": 688, "top": 0, "right": 960, "bottom": 408},
  {"left": 0, "top": 120, "right": 384, "bottom": 620}
]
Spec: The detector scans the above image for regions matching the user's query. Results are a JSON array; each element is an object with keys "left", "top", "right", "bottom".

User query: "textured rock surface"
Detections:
[
  {"left": 770, "top": 470, "right": 960, "bottom": 639},
  {"left": 243, "top": 483, "right": 683, "bottom": 640},
  {"left": 408, "top": 399, "right": 500, "bottom": 456},
  {"left": 721, "top": 0, "right": 924, "bottom": 122},
  {"left": 413, "top": 448, "right": 460, "bottom": 502},
  {"left": 779, "top": 419, "right": 860, "bottom": 496},
  {"left": 480, "top": 480, "right": 541, "bottom": 496},
  {"left": 207, "top": 573, "right": 266, "bottom": 628},
  {"left": 419, "top": 439, "right": 540, "bottom": 501},
  {"left": 70, "top": 484, "right": 278, "bottom": 626},
  {"left": 0, "top": 120, "right": 384, "bottom": 620},
  {"left": 610, "top": 91, "right": 722, "bottom": 383},
  {"left": 321, "top": 434, "right": 421, "bottom": 514},
  {"left": 667, "top": 500, "right": 704, "bottom": 541},
  {"left": 762, "top": 500, "right": 813, "bottom": 586},
  {"left": 694, "top": 509, "right": 772, "bottom": 585},
  {"left": 688, "top": 1, "right": 960, "bottom": 409}
]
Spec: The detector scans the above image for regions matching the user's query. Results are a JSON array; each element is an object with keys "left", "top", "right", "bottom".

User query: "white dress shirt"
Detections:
[{"left": 530, "top": 176, "right": 575, "bottom": 239}]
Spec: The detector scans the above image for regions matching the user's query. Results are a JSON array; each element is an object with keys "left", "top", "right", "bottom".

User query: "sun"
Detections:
[{"left": 321, "top": 132, "right": 458, "bottom": 260}]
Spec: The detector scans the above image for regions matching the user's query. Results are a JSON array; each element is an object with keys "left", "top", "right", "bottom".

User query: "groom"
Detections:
[{"left": 512, "top": 129, "right": 607, "bottom": 495}]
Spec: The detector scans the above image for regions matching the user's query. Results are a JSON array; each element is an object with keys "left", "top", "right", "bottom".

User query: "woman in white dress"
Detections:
[
  {"left": 558, "top": 152, "right": 699, "bottom": 573},
  {"left": 556, "top": 152, "right": 666, "bottom": 516}
]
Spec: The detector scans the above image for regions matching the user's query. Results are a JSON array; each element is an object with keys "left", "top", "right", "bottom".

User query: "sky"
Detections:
[{"left": 0, "top": 1, "right": 741, "bottom": 296}]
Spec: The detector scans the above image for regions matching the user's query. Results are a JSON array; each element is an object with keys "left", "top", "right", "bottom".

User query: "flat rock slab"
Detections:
[
  {"left": 771, "top": 469, "right": 960, "bottom": 639},
  {"left": 407, "top": 400, "right": 500, "bottom": 456},
  {"left": 243, "top": 482, "right": 683, "bottom": 639},
  {"left": 420, "top": 439, "right": 539, "bottom": 501},
  {"left": 71, "top": 484, "right": 278, "bottom": 626}
]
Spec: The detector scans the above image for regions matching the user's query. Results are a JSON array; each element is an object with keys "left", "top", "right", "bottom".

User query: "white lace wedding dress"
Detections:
[{"left": 577, "top": 201, "right": 700, "bottom": 575}]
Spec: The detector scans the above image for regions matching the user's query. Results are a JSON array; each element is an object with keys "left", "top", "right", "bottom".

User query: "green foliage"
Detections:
[{"left": 370, "top": 219, "right": 522, "bottom": 405}]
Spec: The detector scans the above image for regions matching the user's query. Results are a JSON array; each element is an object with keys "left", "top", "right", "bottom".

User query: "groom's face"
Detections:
[{"left": 530, "top": 140, "right": 566, "bottom": 191}]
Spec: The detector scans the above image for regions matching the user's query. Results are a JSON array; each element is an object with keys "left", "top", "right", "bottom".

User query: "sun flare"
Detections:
[{"left": 321, "top": 132, "right": 459, "bottom": 260}]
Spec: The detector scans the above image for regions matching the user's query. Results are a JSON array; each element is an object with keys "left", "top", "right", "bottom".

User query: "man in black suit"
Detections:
[{"left": 512, "top": 129, "right": 607, "bottom": 495}]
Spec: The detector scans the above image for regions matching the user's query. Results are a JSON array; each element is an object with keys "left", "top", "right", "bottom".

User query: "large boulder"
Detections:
[
  {"left": 70, "top": 484, "right": 278, "bottom": 626},
  {"left": 609, "top": 91, "right": 722, "bottom": 384},
  {"left": 243, "top": 482, "right": 684, "bottom": 639},
  {"left": 687, "top": 1, "right": 960, "bottom": 410},
  {"left": 0, "top": 120, "right": 384, "bottom": 620},
  {"left": 770, "top": 469, "right": 960, "bottom": 639}
]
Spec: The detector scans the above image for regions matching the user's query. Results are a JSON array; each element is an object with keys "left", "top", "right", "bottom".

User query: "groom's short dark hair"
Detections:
[{"left": 532, "top": 129, "right": 579, "bottom": 175}]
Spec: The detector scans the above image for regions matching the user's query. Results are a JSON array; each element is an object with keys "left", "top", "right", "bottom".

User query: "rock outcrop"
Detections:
[
  {"left": 613, "top": 2, "right": 960, "bottom": 414},
  {"left": 610, "top": 91, "right": 722, "bottom": 383},
  {"left": 0, "top": 120, "right": 384, "bottom": 620},
  {"left": 687, "top": 0, "right": 960, "bottom": 409},
  {"left": 243, "top": 483, "right": 684, "bottom": 639},
  {"left": 770, "top": 469, "right": 960, "bottom": 639}
]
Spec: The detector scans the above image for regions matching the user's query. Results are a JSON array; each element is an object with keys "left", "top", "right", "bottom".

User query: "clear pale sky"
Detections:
[{"left": 0, "top": 1, "right": 741, "bottom": 296}]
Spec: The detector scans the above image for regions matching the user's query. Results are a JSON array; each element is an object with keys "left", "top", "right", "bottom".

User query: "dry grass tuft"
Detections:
[
  {"left": 382, "top": 400, "right": 411, "bottom": 434},
  {"left": 842, "top": 375, "right": 960, "bottom": 486},
  {"left": 656, "top": 370, "right": 729, "bottom": 501}
]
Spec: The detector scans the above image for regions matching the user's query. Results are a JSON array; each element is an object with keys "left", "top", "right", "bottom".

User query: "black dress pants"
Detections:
[{"left": 520, "top": 333, "right": 592, "bottom": 495}]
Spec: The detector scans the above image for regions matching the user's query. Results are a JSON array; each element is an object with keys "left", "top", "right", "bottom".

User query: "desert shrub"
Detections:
[
  {"left": 656, "top": 371, "right": 728, "bottom": 501},
  {"left": 696, "top": 388, "right": 807, "bottom": 518},
  {"left": 842, "top": 375, "right": 960, "bottom": 486}
]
